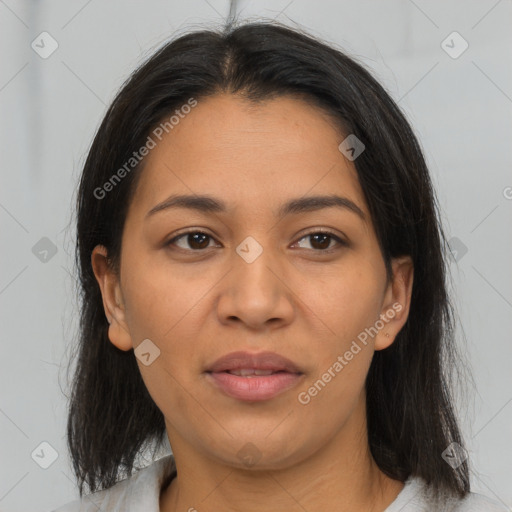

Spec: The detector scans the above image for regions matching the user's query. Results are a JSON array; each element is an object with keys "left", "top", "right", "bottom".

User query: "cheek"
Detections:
[
  {"left": 120, "top": 252, "right": 213, "bottom": 406},
  {"left": 120, "top": 250, "right": 208, "bottom": 343},
  {"left": 304, "top": 262, "right": 384, "bottom": 337},
  {"left": 298, "top": 259, "right": 385, "bottom": 393},
  {"left": 297, "top": 274, "right": 379, "bottom": 418}
]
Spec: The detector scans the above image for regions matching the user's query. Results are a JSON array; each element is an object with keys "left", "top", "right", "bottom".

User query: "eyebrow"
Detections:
[{"left": 145, "top": 194, "right": 366, "bottom": 222}]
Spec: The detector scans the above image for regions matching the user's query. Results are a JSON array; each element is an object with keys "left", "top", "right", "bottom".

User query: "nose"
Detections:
[{"left": 216, "top": 242, "right": 295, "bottom": 331}]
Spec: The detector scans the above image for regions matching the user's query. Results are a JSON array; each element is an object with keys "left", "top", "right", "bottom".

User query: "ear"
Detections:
[
  {"left": 375, "top": 255, "right": 414, "bottom": 351},
  {"left": 91, "top": 245, "right": 134, "bottom": 351}
]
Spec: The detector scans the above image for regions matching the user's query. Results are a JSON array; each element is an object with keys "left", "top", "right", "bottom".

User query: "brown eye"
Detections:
[
  {"left": 309, "top": 233, "right": 332, "bottom": 250},
  {"left": 295, "top": 231, "right": 346, "bottom": 252},
  {"left": 168, "top": 231, "right": 216, "bottom": 251}
]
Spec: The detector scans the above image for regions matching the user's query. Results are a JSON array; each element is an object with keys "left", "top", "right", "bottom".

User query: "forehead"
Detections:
[{"left": 127, "top": 93, "right": 367, "bottom": 220}]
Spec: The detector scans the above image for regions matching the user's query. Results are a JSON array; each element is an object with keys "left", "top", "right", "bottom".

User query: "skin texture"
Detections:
[{"left": 91, "top": 93, "right": 414, "bottom": 512}]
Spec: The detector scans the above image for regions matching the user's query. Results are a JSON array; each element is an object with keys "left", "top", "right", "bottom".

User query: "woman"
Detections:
[{"left": 53, "top": 21, "right": 506, "bottom": 512}]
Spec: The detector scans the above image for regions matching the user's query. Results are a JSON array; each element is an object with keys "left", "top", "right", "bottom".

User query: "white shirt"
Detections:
[{"left": 51, "top": 454, "right": 508, "bottom": 511}]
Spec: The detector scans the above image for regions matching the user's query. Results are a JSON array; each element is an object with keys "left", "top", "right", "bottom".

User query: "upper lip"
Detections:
[{"left": 206, "top": 351, "right": 302, "bottom": 374}]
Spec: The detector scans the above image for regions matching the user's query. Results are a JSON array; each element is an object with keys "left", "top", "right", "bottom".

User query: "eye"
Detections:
[
  {"left": 293, "top": 230, "right": 347, "bottom": 252},
  {"left": 167, "top": 230, "right": 219, "bottom": 251}
]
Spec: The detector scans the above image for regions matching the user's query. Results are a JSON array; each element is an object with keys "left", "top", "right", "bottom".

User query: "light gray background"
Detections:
[{"left": 1, "top": 1, "right": 511, "bottom": 511}]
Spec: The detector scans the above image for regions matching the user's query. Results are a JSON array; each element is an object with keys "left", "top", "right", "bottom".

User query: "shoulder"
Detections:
[
  {"left": 452, "top": 491, "right": 509, "bottom": 511},
  {"left": 50, "top": 454, "right": 177, "bottom": 512},
  {"left": 386, "top": 476, "right": 509, "bottom": 512}
]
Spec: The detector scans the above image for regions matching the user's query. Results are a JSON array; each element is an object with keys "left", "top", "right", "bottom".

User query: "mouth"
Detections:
[{"left": 205, "top": 351, "right": 304, "bottom": 401}]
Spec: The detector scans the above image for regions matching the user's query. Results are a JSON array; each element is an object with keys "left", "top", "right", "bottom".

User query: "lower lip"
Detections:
[{"left": 206, "top": 371, "right": 303, "bottom": 401}]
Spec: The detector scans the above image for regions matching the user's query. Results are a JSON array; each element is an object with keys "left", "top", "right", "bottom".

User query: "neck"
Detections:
[{"left": 160, "top": 399, "right": 404, "bottom": 512}]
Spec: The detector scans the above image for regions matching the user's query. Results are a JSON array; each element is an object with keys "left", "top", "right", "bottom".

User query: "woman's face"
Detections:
[{"left": 92, "top": 93, "right": 413, "bottom": 470}]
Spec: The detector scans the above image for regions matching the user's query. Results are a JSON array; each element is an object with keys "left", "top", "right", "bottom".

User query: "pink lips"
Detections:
[{"left": 205, "top": 351, "right": 304, "bottom": 402}]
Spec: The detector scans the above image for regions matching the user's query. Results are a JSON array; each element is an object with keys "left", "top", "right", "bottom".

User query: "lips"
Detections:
[
  {"left": 205, "top": 351, "right": 304, "bottom": 401},
  {"left": 205, "top": 351, "right": 302, "bottom": 374}
]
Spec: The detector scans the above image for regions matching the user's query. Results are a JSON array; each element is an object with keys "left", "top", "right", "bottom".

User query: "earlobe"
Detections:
[
  {"left": 375, "top": 255, "right": 414, "bottom": 351},
  {"left": 91, "top": 245, "right": 134, "bottom": 351},
  {"left": 107, "top": 320, "right": 133, "bottom": 352}
]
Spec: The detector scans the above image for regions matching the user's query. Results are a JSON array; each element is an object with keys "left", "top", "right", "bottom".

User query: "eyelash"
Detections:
[{"left": 165, "top": 229, "right": 348, "bottom": 254}]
